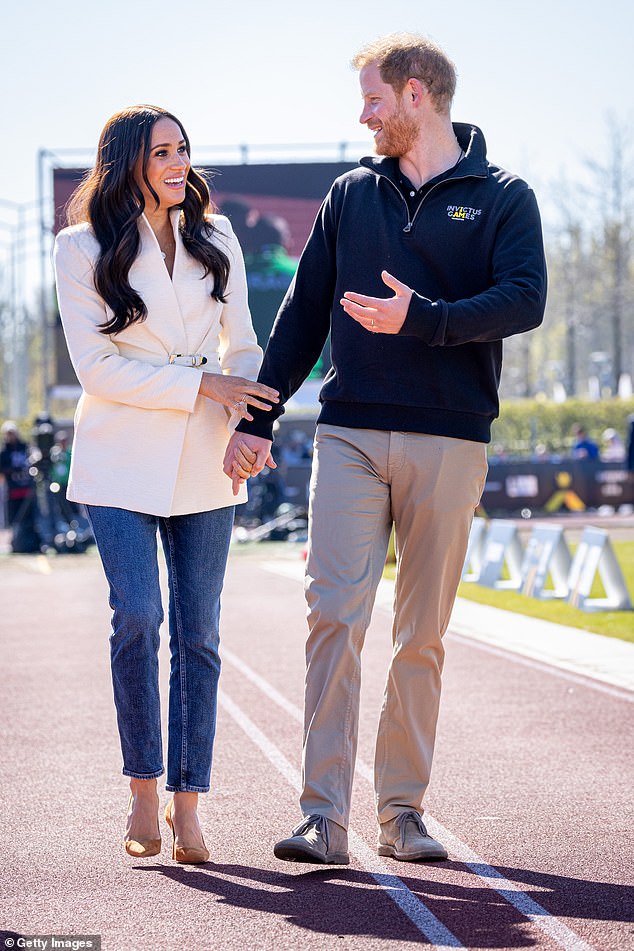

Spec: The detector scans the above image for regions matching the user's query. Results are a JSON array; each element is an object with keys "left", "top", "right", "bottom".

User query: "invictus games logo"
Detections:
[{"left": 447, "top": 204, "right": 482, "bottom": 221}]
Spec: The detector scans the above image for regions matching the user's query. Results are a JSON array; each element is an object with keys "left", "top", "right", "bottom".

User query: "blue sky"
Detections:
[{"left": 4, "top": 0, "right": 633, "bottom": 227}]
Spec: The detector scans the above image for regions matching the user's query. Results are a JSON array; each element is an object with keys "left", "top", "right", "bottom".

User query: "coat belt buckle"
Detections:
[{"left": 168, "top": 353, "right": 208, "bottom": 367}]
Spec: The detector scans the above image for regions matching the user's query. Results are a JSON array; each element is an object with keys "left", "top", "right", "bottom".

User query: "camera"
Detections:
[{"left": 32, "top": 414, "right": 56, "bottom": 467}]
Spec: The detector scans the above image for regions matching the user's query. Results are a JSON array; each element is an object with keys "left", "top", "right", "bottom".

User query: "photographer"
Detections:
[
  {"left": 50, "top": 430, "right": 78, "bottom": 525},
  {"left": 0, "top": 420, "right": 40, "bottom": 552}
]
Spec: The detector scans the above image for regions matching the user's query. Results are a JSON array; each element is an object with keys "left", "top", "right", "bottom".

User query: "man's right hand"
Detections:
[{"left": 223, "top": 432, "right": 276, "bottom": 496}]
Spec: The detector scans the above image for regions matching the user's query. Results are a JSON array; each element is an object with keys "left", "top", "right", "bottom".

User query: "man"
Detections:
[
  {"left": 627, "top": 415, "right": 634, "bottom": 476},
  {"left": 571, "top": 424, "right": 599, "bottom": 460},
  {"left": 0, "top": 420, "right": 40, "bottom": 553},
  {"left": 224, "top": 32, "right": 547, "bottom": 864},
  {"left": 0, "top": 421, "right": 29, "bottom": 524}
]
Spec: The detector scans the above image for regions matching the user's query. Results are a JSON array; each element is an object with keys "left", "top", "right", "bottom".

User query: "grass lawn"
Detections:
[{"left": 386, "top": 541, "right": 634, "bottom": 645}]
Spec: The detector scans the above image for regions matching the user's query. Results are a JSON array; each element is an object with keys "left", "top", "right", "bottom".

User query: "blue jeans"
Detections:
[{"left": 86, "top": 504, "right": 234, "bottom": 792}]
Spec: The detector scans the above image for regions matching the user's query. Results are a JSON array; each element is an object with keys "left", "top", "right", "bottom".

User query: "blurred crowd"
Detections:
[
  {"left": 4, "top": 413, "right": 633, "bottom": 553},
  {"left": 0, "top": 416, "right": 91, "bottom": 553},
  {"left": 490, "top": 418, "right": 634, "bottom": 469}
]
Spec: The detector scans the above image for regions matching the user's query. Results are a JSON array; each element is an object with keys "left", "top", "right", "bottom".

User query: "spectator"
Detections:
[
  {"left": 532, "top": 443, "right": 551, "bottom": 462},
  {"left": 626, "top": 414, "right": 634, "bottom": 476},
  {"left": 488, "top": 443, "right": 508, "bottom": 463},
  {"left": 600, "top": 428, "right": 626, "bottom": 462},
  {"left": 571, "top": 424, "right": 599, "bottom": 460},
  {"left": 280, "top": 429, "right": 313, "bottom": 466},
  {"left": 0, "top": 420, "right": 40, "bottom": 552},
  {"left": 50, "top": 430, "right": 79, "bottom": 524}
]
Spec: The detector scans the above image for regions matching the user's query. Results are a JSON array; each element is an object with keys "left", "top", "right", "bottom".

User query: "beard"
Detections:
[{"left": 374, "top": 106, "right": 418, "bottom": 157}]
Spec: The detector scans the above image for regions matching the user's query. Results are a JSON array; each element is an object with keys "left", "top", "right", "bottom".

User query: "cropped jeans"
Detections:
[{"left": 86, "top": 504, "right": 234, "bottom": 792}]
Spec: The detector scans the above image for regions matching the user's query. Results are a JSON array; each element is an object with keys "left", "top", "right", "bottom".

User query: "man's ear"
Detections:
[{"left": 406, "top": 77, "right": 427, "bottom": 106}]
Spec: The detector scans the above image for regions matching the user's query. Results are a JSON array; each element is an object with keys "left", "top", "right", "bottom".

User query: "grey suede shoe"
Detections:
[
  {"left": 274, "top": 814, "right": 350, "bottom": 864},
  {"left": 378, "top": 810, "right": 448, "bottom": 861}
]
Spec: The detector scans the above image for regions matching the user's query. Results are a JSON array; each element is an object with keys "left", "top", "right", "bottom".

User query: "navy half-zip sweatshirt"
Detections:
[{"left": 238, "top": 123, "right": 547, "bottom": 444}]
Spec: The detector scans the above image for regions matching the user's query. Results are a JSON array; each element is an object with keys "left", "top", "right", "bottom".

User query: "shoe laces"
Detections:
[
  {"left": 292, "top": 814, "right": 329, "bottom": 848},
  {"left": 396, "top": 810, "right": 428, "bottom": 842}
]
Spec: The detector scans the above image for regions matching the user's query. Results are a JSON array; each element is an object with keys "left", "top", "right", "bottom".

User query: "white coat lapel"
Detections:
[
  {"left": 123, "top": 211, "right": 189, "bottom": 355},
  {"left": 170, "top": 209, "right": 220, "bottom": 356}
]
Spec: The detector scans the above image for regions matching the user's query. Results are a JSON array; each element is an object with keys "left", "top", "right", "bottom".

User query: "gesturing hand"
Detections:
[
  {"left": 340, "top": 270, "right": 415, "bottom": 335},
  {"left": 223, "top": 432, "right": 276, "bottom": 496},
  {"left": 199, "top": 373, "right": 279, "bottom": 422}
]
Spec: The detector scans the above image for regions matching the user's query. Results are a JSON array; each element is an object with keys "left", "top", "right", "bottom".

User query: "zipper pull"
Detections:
[{"left": 403, "top": 222, "right": 412, "bottom": 234}]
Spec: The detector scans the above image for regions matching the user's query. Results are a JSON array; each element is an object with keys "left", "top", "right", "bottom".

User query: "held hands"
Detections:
[
  {"left": 340, "top": 270, "right": 414, "bottom": 335},
  {"left": 223, "top": 432, "right": 276, "bottom": 496},
  {"left": 199, "top": 373, "right": 279, "bottom": 422}
]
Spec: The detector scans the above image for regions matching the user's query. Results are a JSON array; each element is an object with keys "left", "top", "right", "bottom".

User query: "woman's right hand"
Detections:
[{"left": 198, "top": 373, "right": 279, "bottom": 422}]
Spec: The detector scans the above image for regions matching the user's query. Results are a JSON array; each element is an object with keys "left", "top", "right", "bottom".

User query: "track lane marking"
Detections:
[
  {"left": 447, "top": 632, "right": 634, "bottom": 703},
  {"left": 218, "top": 689, "right": 462, "bottom": 949},
  {"left": 222, "top": 646, "right": 597, "bottom": 951},
  {"left": 260, "top": 560, "right": 633, "bottom": 701}
]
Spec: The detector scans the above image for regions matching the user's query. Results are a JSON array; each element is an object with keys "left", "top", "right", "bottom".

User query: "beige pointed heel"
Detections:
[
  {"left": 124, "top": 795, "right": 161, "bottom": 858},
  {"left": 164, "top": 799, "right": 209, "bottom": 864}
]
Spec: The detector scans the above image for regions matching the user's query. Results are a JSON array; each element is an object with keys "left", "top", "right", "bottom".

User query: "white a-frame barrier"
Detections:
[
  {"left": 477, "top": 520, "right": 524, "bottom": 590},
  {"left": 567, "top": 527, "right": 632, "bottom": 612},
  {"left": 462, "top": 520, "right": 632, "bottom": 612},
  {"left": 462, "top": 517, "right": 487, "bottom": 582},
  {"left": 520, "top": 525, "right": 572, "bottom": 599}
]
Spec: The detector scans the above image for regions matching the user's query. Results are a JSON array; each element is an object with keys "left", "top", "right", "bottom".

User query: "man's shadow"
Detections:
[{"left": 133, "top": 860, "right": 633, "bottom": 947}]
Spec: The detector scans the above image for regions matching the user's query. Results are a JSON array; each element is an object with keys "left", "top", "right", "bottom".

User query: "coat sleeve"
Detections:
[
  {"left": 53, "top": 229, "right": 202, "bottom": 411},
  {"left": 400, "top": 184, "right": 547, "bottom": 345}
]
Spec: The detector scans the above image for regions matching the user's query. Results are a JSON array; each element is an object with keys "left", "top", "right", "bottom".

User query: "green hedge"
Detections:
[{"left": 491, "top": 398, "right": 634, "bottom": 456}]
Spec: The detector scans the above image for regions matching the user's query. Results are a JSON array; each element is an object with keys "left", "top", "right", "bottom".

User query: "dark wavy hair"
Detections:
[{"left": 67, "top": 104, "right": 230, "bottom": 335}]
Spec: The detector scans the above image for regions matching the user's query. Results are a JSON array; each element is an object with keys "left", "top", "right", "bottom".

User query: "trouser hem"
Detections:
[
  {"left": 165, "top": 784, "right": 210, "bottom": 793},
  {"left": 123, "top": 768, "right": 164, "bottom": 780},
  {"left": 377, "top": 806, "right": 424, "bottom": 825},
  {"left": 300, "top": 804, "right": 348, "bottom": 830}
]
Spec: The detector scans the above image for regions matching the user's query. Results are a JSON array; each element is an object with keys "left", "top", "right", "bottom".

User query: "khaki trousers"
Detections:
[{"left": 301, "top": 425, "right": 488, "bottom": 828}]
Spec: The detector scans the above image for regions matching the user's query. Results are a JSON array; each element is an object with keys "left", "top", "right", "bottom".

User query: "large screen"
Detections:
[{"left": 52, "top": 161, "right": 355, "bottom": 391}]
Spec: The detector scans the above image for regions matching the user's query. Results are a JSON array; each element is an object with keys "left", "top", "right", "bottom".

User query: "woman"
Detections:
[{"left": 54, "top": 105, "right": 277, "bottom": 863}]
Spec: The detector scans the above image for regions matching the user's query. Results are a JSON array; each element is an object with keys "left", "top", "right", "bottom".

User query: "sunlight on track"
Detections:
[
  {"left": 221, "top": 645, "right": 598, "bottom": 951},
  {"left": 448, "top": 632, "right": 634, "bottom": 704},
  {"left": 422, "top": 831, "right": 597, "bottom": 951},
  {"left": 261, "top": 557, "right": 634, "bottom": 697},
  {"left": 218, "top": 689, "right": 463, "bottom": 948}
]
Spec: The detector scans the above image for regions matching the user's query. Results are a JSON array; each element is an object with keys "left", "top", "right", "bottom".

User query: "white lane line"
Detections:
[
  {"left": 223, "top": 647, "right": 303, "bottom": 723},
  {"left": 421, "top": 826, "right": 596, "bottom": 951},
  {"left": 260, "top": 559, "right": 634, "bottom": 700},
  {"left": 448, "top": 597, "right": 634, "bottom": 693},
  {"left": 222, "top": 645, "right": 598, "bottom": 951},
  {"left": 218, "top": 690, "right": 462, "bottom": 949},
  {"left": 447, "top": 632, "right": 634, "bottom": 704}
]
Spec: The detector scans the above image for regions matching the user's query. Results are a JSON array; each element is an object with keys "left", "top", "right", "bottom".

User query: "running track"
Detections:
[{"left": 1, "top": 545, "right": 632, "bottom": 950}]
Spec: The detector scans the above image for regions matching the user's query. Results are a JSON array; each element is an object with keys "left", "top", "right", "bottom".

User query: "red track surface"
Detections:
[{"left": 1, "top": 546, "right": 632, "bottom": 950}]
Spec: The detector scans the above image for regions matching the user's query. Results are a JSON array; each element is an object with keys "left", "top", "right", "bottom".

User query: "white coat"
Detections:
[{"left": 53, "top": 210, "right": 262, "bottom": 516}]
